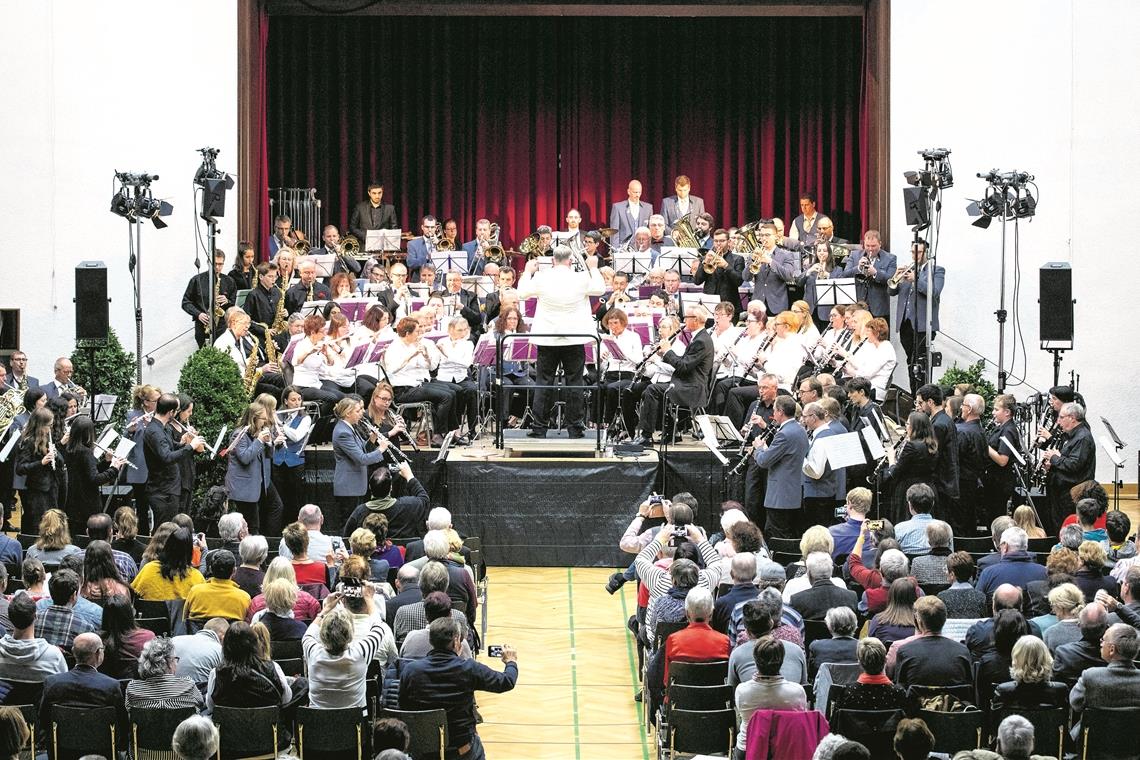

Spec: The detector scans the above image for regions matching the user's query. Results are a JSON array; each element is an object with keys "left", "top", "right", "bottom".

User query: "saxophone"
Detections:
[
  {"left": 271, "top": 283, "right": 288, "bottom": 333},
  {"left": 212, "top": 274, "right": 225, "bottom": 329},
  {"left": 262, "top": 324, "right": 280, "bottom": 367},
  {"left": 243, "top": 333, "right": 263, "bottom": 397}
]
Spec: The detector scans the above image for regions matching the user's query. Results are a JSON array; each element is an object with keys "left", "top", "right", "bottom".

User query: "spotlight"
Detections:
[
  {"left": 1013, "top": 190, "right": 1037, "bottom": 219},
  {"left": 109, "top": 188, "right": 132, "bottom": 219},
  {"left": 137, "top": 195, "right": 174, "bottom": 229}
]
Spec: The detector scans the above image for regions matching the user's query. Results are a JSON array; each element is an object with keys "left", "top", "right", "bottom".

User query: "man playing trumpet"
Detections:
[{"left": 692, "top": 228, "right": 743, "bottom": 305}]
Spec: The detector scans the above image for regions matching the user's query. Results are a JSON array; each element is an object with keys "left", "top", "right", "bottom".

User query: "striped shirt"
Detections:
[
  {"left": 635, "top": 538, "right": 723, "bottom": 601},
  {"left": 125, "top": 674, "right": 204, "bottom": 712},
  {"left": 392, "top": 605, "right": 467, "bottom": 647}
]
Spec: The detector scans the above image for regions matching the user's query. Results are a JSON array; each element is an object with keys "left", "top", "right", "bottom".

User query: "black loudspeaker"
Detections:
[
  {"left": 1039, "top": 262, "right": 1074, "bottom": 343},
  {"left": 201, "top": 177, "right": 228, "bottom": 218},
  {"left": 902, "top": 186, "right": 930, "bottom": 226},
  {"left": 75, "top": 261, "right": 109, "bottom": 342}
]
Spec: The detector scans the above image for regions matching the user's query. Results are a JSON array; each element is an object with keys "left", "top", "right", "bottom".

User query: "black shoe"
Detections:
[
  {"left": 634, "top": 689, "right": 644, "bottom": 703},
  {"left": 567, "top": 429, "right": 585, "bottom": 439},
  {"left": 605, "top": 572, "right": 627, "bottom": 595},
  {"left": 453, "top": 435, "right": 471, "bottom": 446},
  {"left": 629, "top": 434, "right": 651, "bottom": 447},
  {"left": 527, "top": 428, "right": 547, "bottom": 438}
]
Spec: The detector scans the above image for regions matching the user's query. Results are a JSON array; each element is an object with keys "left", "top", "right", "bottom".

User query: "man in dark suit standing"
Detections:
[
  {"left": 660, "top": 175, "right": 707, "bottom": 234},
  {"left": 631, "top": 304, "right": 715, "bottom": 446},
  {"left": 3, "top": 352, "right": 38, "bottom": 391},
  {"left": 349, "top": 182, "right": 398, "bottom": 244},
  {"left": 753, "top": 395, "right": 811, "bottom": 539},
  {"left": 890, "top": 240, "right": 944, "bottom": 394},
  {"left": 144, "top": 394, "right": 204, "bottom": 527},
  {"left": 608, "top": 179, "right": 653, "bottom": 247},
  {"left": 750, "top": 223, "right": 798, "bottom": 317},
  {"left": 915, "top": 383, "right": 960, "bottom": 525},
  {"left": 181, "top": 250, "right": 237, "bottom": 348},
  {"left": 841, "top": 230, "right": 897, "bottom": 320},
  {"left": 40, "top": 632, "right": 125, "bottom": 729},
  {"left": 1043, "top": 401, "right": 1097, "bottom": 535}
]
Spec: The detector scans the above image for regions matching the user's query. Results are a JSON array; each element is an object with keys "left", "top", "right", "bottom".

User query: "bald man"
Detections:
[
  {"left": 41, "top": 632, "right": 125, "bottom": 725},
  {"left": 608, "top": 179, "right": 653, "bottom": 247}
]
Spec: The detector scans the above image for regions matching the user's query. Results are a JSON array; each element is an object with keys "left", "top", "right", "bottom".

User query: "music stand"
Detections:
[
  {"left": 680, "top": 293, "right": 720, "bottom": 314},
  {"left": 1000, "top": 434, "right": 1044, "bottom": 526},
  {"left": 1099, "top": 430, "right": 1127, "bottom": 513},
  {"left": 815, "top": 277, "right": 858, "bottom": 307},
  {"left": 309, "top": 254, "right": 337, "bottom": 278},
  {"left": 433, "top": 431, "right": 455, "bottom": 464},
  {"left": 93, "top": 395, "right": 117, "bottom": 423},
  {"left": 463, "top": 275, "right": 495, "bottom": 300},
  {"left": 657, "top": 247, "right": 700, "bottom": 278},
  {"left": 533, "top": 255, "right": 555, "bottom": 271},
  {"left": 612, "top": 250, "right": 653, "bottom": 278},
  {"left": 430, "top": 250, "right": 468, "bottom": 274},
  {"left": 365, "top": 229, "right": 402, "bottom": 253}
]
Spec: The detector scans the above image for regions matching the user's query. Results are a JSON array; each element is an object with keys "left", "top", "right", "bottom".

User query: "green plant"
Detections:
[
  {"left": 177, "top": 346, "right": 248, "bottom": 505},
  {"left": 937, "top": 360, "right": 998, "bottom": 417},
  {"left": 71, "top": 328, "right": 136, "bottom": 423}
]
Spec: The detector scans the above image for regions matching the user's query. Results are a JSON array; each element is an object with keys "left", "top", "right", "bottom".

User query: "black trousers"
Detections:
[
  {"left": 273, "top": 462, "right": 306, "bottom": 525},
  {"left": 709, "top": 376, "right": 747, "bottom": 416},
  {"left": 232, "top": 481, "right": 284, "bottom": 537},
  {"left": 395, "top": 382, "right": 457, "bottom": 436},
  {"left": 803, "top": 497, "right": 842, "bottom": 530},
  {"left": 441, "top": 379, "right": 479, "bottom": 432},
  {"left": 725, "top": 385, "right": 760, "bottom": 429},
  {"left": 131, "top": 484, "right": 151, "bottom": 535},
  {"left": 532, "top": 344, "right": 586, "bottom": 433},
  {"left": 765, "top": 507, "right": 804, "bottom": 541},
  {"left": 637, "top": 382, "right": 677, "bottom": 436},
  {"left": 743, "top": 459, "right": 768, "bottom": 529},
  {"left": 147, "top": 490, "right": 180, "bottom": 529},
  {"left": 899, "top": 321, "right": 936, "bottom": 395},
  {"left": 300, "top": 382, "right": 344, "bottom": 416}
]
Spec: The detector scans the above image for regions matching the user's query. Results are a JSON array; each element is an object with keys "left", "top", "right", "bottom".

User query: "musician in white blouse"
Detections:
[
  {"left": 383, "top": 316, "right": 457, "bottom": 447},
  {"left": 435, "top": 317, "right": 478, "bottom": 443},
  {"left": 599, "top": 308, "right": 645, "bottom": 437},
  {"left": 760, "top": 311, "right": 806, "bottom": 390},
  {"left": 836, "top": 316, "right": 897, "bottom": 402},
  {"left": 622, "top": 314, "right": 682, "bottom": 437},
  {"left": 709, "top": 313, "right": 768, "bottom": 414},
  {"left": 288, "top": 314, "right": 347, "bottom": 413}
]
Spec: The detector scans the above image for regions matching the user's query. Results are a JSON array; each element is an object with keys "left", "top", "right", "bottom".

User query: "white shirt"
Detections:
[
  {"left": 384, "top": 339, "right": 440, "bottom": 386},
  {"left": 844, "top": 339, "right": 898, "bottom": 400},
  {"left": 213, "top": 329, "right": 251, "bottom": 373},
  {"left": 516, "top": 264, "right": 605, "bottom": 346},
  {"left": 436, "top": 337, "right": 474, "bottom": 383},
  {"left": 603, "top": 329, "right": 644, "bottom": 374},
  {"left": 711, "top": 325, "right": 744, "bottom": 379},
  {"left": 627, "top": 201, "right": 640, "bottom": 219},
  {"left": 291, "top": 336, "right": 331, "bottom": 389},
  {"left": 764, "top": 333, "right": 805, "bottom": 388},
  {"left": 723, "top": 331, "right": 767, "bottom": 379}
]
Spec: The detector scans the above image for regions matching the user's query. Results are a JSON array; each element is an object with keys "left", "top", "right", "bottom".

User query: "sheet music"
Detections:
[
  {"left": 365, "top": 229, "right": 402, "bottom": 252},
  {"left": 820, "top": 432, "right": 870, "bottom": 470},
  {"left": 1000, "top": 435, "right": 1027, "bottom": 466},
  {"left": 112, "top": 437, "right": 135, "bottom": 460},
  {"left": 93, "top": 394, "right": 117, "bottom": 423},
  {"left": 860, "top": 426, "right": 886, "bottom": 460},
  {"left": 93, "top": 427, "right": 119, "bottom": 457},
  {"left": 0, "top": 428, "right": 19, "bottom": 463},
  {"left": 210, "top": 426, "right": 228, "bottom": 460}
]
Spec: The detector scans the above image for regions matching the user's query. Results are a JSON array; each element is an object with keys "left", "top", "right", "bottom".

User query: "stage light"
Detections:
[
  {"left": 137, "top": 195, "right": 174, "bottom": 229},
  {"left": 1013, "top": 190, "right": 1037, "bottom": 219},
  {"left": 109, "top": 188, "right": 132, "bottom": 219}
]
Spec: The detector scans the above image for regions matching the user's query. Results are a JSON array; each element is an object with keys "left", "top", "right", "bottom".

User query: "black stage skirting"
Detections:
[{"left": 303, "top": 446, "right": 729, "bottom": 567}]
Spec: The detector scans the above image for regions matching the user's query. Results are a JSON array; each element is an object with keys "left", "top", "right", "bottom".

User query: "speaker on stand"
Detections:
[
  {"left": 74, "top": 261, "right": 110, "bottom": 417},
  {"left": 1039, "top": 262, "right": 1074, "bottom": 387}
]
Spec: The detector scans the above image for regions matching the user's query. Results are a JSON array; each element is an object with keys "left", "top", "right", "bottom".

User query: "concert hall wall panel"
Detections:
[{"left": 267, "top": 15, "right": 866, "bottom": 246}]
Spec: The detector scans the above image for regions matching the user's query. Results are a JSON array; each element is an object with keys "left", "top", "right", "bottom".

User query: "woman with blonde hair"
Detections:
[
  {"left": 789, "top": 300, "right": 820, "bottom": 342},
  {"left": 26, "top": 509, "right": 80, "bottom": 564},
  {"left": 992, "top": 635, "right": 1068, "bottom": 711},
  {"left": 112, "top": 505, "right": 147, "bottom": 565},
  {"left": 1039, "top": 582, "right": 1084, "bottom": 649},
  {"left": 1012, "top": 504, "right": 1046, "bottom": 539},
  {"left": 247, "top": 556, "right": 322, "bottom": 623},
  {"left": 125, "top": 383, "right": 161, "bottom": 533},
  {"left": 1073, "top": 540, "right": 1117, "bottom": 602},
  {"left": 782, "top": 526, "right": 845, "bottom": 599}
]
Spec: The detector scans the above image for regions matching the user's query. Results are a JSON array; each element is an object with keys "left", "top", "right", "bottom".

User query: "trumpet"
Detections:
[
  {"left": 748, "top": 249, "right": 772, "bottom": 275},
  {"left": 702, "top": 250, "right": 728, "bottom": 274},
  {"left": 887, "top": 262, "right": 914, "bottom": 288}
]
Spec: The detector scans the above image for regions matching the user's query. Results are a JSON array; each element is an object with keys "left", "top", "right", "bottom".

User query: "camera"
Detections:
[
  {"left": 487, "top": 645, "right": 504, "bottom": 657},
  {"left": 649, "top": 493, "right": 663, "bottom": 506},
  {"left": 867, "top": 520, "right": 885, "bottom": 531},
  {"left": 833, "top": 506, "right": 847, "bottom": 520}
]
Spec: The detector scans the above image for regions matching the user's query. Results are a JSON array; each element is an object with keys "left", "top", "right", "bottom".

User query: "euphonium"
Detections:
[
  {"left": 518, "top": 233, "right": 543, "bottom": 259},
  {"left": 671, "top": 217, "right": 701, "bottom": 249},
  {"left": 736, "top": 222, "right": 762, "bottom": 254},
  {"left": 341, "top": 235, "right": 361, "bottom": 256},
  {"left": 243, "top": 334, "right": 263, "bottom": 397},
  {"left": 427, "top": 224, "right": 454, "bottom": 252}
]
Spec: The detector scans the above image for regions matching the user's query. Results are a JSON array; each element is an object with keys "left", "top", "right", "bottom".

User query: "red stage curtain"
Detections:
[{"left": 266, "top": 15, "right": 866, "bottom": 248}]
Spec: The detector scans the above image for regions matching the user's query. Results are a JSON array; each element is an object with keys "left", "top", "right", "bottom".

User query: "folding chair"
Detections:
[
  {"left": 833, "top": 708, "right": 905, "bottom": 757},
  {"left": 663, "top": 708, "right": 736, "bottom": 760},
  {"left": 211, "top": 704, "right": 280, "bottom": 760},
  {"left": 130, "top": 705, "right": 196, "bottom": 760},
  {"left": 918, "top": 707, "right": 984, "bottom": 755},
  {"left": 802, "top": 619, "right": 831, "bottom": 650},
  {"left": 49, "top": 704, "right": 117, "bottom": 760},
  {"left": 993, "top": 705, "right": 1068, "bottom": 760},
  {"left": 294, "top": 705, "right": 369, "bottom": 760},
  {"left": 1080, "top": 705, "right": 1140, "bottom": 760},
  {"left": 378, "top": 707, "right": 447, "bottom": 760}
]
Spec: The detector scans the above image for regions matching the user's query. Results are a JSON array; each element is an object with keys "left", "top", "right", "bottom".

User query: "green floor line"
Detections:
[
  {"left": 619, "top": 578, "right": 652, "bottom": 760},
  {"left": 567, "top": 568, "right": 582, "bottom": 760}
]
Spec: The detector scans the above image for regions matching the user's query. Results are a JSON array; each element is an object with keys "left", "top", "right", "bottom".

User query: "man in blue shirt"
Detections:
[
  {"left": 829, "top": 487, "right": 872, "bottom": 558},
  {"left": 400, "top": 617, "right": 518, "bottom": 759},
  {"left": 894, "top": 483, "right": 946, "bottom": 555}
]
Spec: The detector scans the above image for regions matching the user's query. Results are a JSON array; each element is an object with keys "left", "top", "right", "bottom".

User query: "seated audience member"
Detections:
[
  {"left": 350, "top": 528, "right": 390, "bottom": 583},
  {"left": 278, "top": 503, "right": 335, "bottom": 560},
  {"left": 976, "top": 527, "right": 1048, "bottom": 597},
  {"left": 711, "top": 506, "right": 749, "bottom": 557},
  {"left": 1074, "top": 496, "right": 1107, "bottom": 542},
  {"left": 834, "top": 637, "right": 909, "bottom": 712},
  {"left": 18, "top": 558, "right": 47, "bottom": 602},
  {"left": 172, "top": 715, "right": 220, "bottom": 760},
  {"left": 1103, "top": 510, "right": 1135, "bottom": 569},
  {"left": 892, "top": 718, "right": 935, "bottom": 760},
  {"left": 362, "top": 512, "right": 405, "bottom": 575},
  {"left": 200, "top": 513, "right": 247, "bottom": 577},
  {"left": 663, "top": 587, "right": 730, "bottom": 687},
  {"left": 965, "top": 585, "right": 1043, "bottom": 662},
  {"left": 1040, "top": 582, "right": 1084, "bottom": 651},
  {"left": 84, "top": 512, "right": 139, "bottom": 583},
  {"left": 111, "top": 506, "right": 148, "bottom": 565},
  {"left": 281, "top": 521, "right": 331, "bottom": 588},
  {"left": 1072, "top": 540, "right": 1119, "bottom": 603},
  {"left": 890, "top": 596, "right": 972, "bottom": 689},
  {"left": 868, "top": 578, "right": 919, "bottom": 649},
  {"left": 977, "top": 714, "right": 1043, "bottom": 760},
  {"left": 399, "top": 617, "right": 518, "bottom": 760},
  {"left": 412, "top": 530, "right": 477, "bottom": 628},
  {"left": 233, "top": 535, "right": 268, "bottom": 598},
  {"left": 80, "top": 540, "right": 132, "bottom": 605},
  {"left": 26, "top": 509, "right": 81, "bottom": 564},
  {"left": 393, "top": 561, "right": 466, "bottom": 646},
  {"left": 38, "top": 553, "right": 102, "bottom": 631},
  {"left": 40, "top": 631, "right": 124, "bottom": 726},
  {"left": 304, "top": 584, "right": 387, "bottom": 708},
  {"left": 858, "top": 548, "right": 912, "bottom": 616},
  {"left": 829, "top": 487, "right": 872, "bottom": 558},
  {"left": 729, "top": 592, "right": 808, "bottom": 687},
  {"left": 258, "top": 579, "right": 307, "bottom": 641},
  {"left": 246, "top": 556, "right": 322, "bottom": 624},
  {"left": 183, "top": 550, "right": 253, "bottom": 622},
  {"left": 788, "top": 552, "right": 858, "bottom": 621},
  {"left": 783, "top": 526, "right": 844, "bottom": 599},
  {"left": 386, "top": 565, "right": 421, "bottom": 629},
  {"left": 733, "top": 636, "right": 808, "bottom": 758},
  {"left": 938, "top": 551, "right": 987, "bottom": 619},
  {"left": 728, "top": 566, "right": 805, "bottom": 651},
  {"left": 131, "top": 528, "right": 206, "bottom": 601},
  {"left": 1058, "top": 524, "right": 1084, "bottom": 554},
  {"left": 892, "top": 485, "right": 939, "bottom": 555},
  {"left": 645, "top": 558, "right": 699, "bottom": 646},
  {"left": 911, "top": 520, "right": 953, "bottom": 584},
  {"left": 1011, "top": 503, "right": 1046, "bottom": 540},
  {"left": 336, "top": 555, "right": 398, "bottom": 665},
  {"left": 126, "top": 636, "right": 204, "bottom": 712},
  {"left": 0, "top": 706, "right": 30, "bottom": 760},
  {"left": 809, "top": 606, "right": 859, "bottom": 681},
  {"left": 206, "top": 621, "right": 298, "bottom": 717},
  {"left": 713, "top": 553, "right": 759, "bottom": 635},
  {"left": 34, "top": 568, "right": 94, "bottom": 646},
  {"left": 992, "top": 635, "right": 1068, "bottom": 711},
  {"left": 1052, "top": 601, "right": 1108, "bottom": 684},
  {"left": 847, "top": 528, "right": 904, "bottom": 601},
  {"left": 975, "top": 609, "right": 1030, "bottom": 709},
  {"left": 1070, "top": 622, "right": 1140, "bottom": 737},
  {"left": 635, "top": 520, "right": 723, "bottom": 602},
  {"left": 401, "top": 591, "right": 474, "bottom": 660},
  {"left": 372, "top": 717, "right": 411, "bottom": 756},
  {"left": 172, "top": 618, "right": 229, "bottom": 685},
  {"left": 977, "top": 516, "right": 1015, "bottom": 573},
  {"left": 1027, "top": 548, "right": 1080, "bottom": 619},
  {"left": 99, "top": 594, "right": 155, "bottom": 679}
]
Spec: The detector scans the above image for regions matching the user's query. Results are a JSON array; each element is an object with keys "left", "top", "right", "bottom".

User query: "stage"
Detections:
[{"left": 301, "top": 434, "right": 732, "bottom": 567}]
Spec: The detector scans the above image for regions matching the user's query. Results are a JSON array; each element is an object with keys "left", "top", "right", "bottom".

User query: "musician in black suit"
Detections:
[
  {"left": 915, "top": 384, "right": 960, "bottom": 525},
  {"left": 692, "top": 229, "right": 743, "bottom": 305},
  {"left": 143, "top": 394, "right": 205, "bottom": 527},
  {"left": 441, "top": 270, "right": 482, "bottom": 337},
  {"left": 1043, "top": 401, "right": 1097, "bottom": 535},
  {"left": 285, "top": 258, "right": 333, "bottom": 314},
  {"left": 349, "top": 182, "right": 398, "bottom": 243},
  {"left": 181, "top": 251, "right": 237, "bottom": 348},
  {"left": 983, "top": 394, "right": 1025, "bottom": 524},
  {"left": 659, "top": 175, "right": 707, "bottom": 234},
  {"left": 243, "top": 261, "right": 282, "bottom": 342},
  {"left": 631, "top": 305, "right": 715, "bottom": 446},
  {"left": 313, "top": 224, "right": 362, "bottom": 276}
]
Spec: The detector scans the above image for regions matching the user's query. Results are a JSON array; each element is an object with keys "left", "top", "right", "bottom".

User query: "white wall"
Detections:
[
  {"left": 0, "top": 0, "right": 238, "bottom": 392},
  {"left": 891, "top": 0, "right": 1140, "bottom": 484}
]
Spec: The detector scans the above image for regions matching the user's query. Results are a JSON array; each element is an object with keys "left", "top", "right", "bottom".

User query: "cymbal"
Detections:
[{"left": 598, "top": 227, "right": 617, "bottom": 238}]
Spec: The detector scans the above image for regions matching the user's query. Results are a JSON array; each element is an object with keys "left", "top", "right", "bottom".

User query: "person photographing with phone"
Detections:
[{"left": 400, "top": 616, "right": 519, "bottom": 760}]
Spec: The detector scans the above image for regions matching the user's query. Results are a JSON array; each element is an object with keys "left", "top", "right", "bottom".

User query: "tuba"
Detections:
[
  {"left": 736, "top": 221, "right": 762, "bottom": 255},
  {"left": 671, "top": 217, "right": 701, "bottom": 249},
  {"left": 483, "top": 223, "right": 505, "bottom": 264},
  {"left": 0, "top": 388, "right": 25, "bottom": 434}
]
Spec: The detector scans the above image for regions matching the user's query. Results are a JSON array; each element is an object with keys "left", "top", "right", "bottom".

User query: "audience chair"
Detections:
[
  {"left": 765, "top": 536, "right": 802, "bottom": 555},
  {"left": 136, "top": 616, "right": 171, "bottom": 636},
  {"left": 15, "top": 703, "right": 35, "bottom": 760},
  {"left": 16, "top": 534, "right": 37, "bottom": 550},
  {"left": 5, "top": 577, "right": 24, "bottom": 595},
  {"left": 802, "top": 619, "right": 831, "bottom": 650},
  {"left": 133, "top": 599, "right": 172, "bottom": 622},
  {"left": 663, "top": 707, "right": 736, "bottom": 760},
  {"left": 212, "top": 704, "right": 280, "bottom": 760},
  {"left": 274, "top": 657, "right": 305, "bottom": 678},
  {"left": 833, "top": 707, "right": 906, "bottom": 757},
  {"left": 294, "top": 705, "right": 369, "bottom": 760},
  {"left": 378, "top": 707, "right": 447, "bottom": 760},
  {"left": 770, "top": 551, "right": 799, "bottom": 569},
  {"left": 994, "top": 705, "right": 1067, "bottom": 760},
  {"left": 1026, "top": 536, "right": 1056, "bottom": 553},
  {"left": 813, "top": 661, "right": 862, "bottom": 717},
  {"left": 954, "top": 536, "right": 995, "bottom": 553},
  {"left": 650, "top": 620, "right": 689, "bottom": 654},
  {"left": 49, "top": 704, "right": 117, "bottom": 760},
  {"left": 668, "top": 660, "right": 729, "bottom": 687},
  {"left": 667, "top": 683, "right": 732, "bottom": 712},
  {"left": 1080, "top": 706, "right": 1140, "bottom": 760},
  {"left": 918, "top": 706, "right": 984, "bottom": 755},
  {"left": 269, "top": 638, "right": 303, "bottom": 660},
  {"left": 130, "top": 705, "right": 195, "bottom": 760},
  {"left": 0, "top": 679, "right": 44, "bottom": 708},
  {"left": 906, "top": 682, "right": 976, "bottom": 706}
]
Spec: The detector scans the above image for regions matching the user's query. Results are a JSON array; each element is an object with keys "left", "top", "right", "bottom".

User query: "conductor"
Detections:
[{"left": 516, "top": 245, "right": 606, "bottom": 438}]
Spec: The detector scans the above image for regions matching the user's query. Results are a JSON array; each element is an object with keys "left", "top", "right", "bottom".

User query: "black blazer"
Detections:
[
  {"left": 181, "top": 271, "right": 237, "bottom": 321},
  {"left": 931, "top": 410, "right": 960, "bottom": 499},
  {"left": 285, "top": 281, "right": 332, "bottom": 314},
  {"left": 15, "top": 439, "right": 54, "bottom": 493},
  {"left": 349, "top": 201, "right": 398, "bottom": 241},
  {"left": 661, "top": 329, "right": 714, "bottom": 408},
  {"left": 143, "top": 420, "right": 191, "bottom": 498},
  {"left": 63, "top": 446, "right": 120, "bottom": 519}
]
